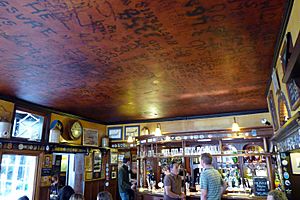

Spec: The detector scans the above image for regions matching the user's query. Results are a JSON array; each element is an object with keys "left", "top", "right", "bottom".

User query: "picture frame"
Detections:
[
  {"left": 125, "top": 125, "right": 140, "bottom": 139},
  {"left": 280, "top": 32, "right": 293, "bottom": 73},
  {"left": 83, "top": 128, "right": 99, "bottom": 147},
  {"left": 108, "top": 126, "right": 123, "bottom": 140},
  {"left": 111, "top": 171, "right": 117, "bottom": 179},
  {"left": 272, "top": 70, "right": 280, "bottom": 94},
  {"left": 267, "top": 90, "right": 279, "bottom": 130},
  {"left": 290, "top": 152, "right": 300, "bottom": 174},
  {"left": 93, "top": 151, "right": 102, "bottom": 173},
  {"left": 110, "top": 152, "right": 118, "bottom": 164},
  {"left": 286, "top": 79, "right": 300, "bottom": 111}
]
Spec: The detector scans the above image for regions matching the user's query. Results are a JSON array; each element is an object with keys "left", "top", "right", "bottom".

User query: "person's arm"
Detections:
[
  {"left": 200, "top": 172, "right": 208, "bottom": 200},
  {"left": 201, "top": 189, "right": 208, "bottom": 200},
  {"left": 220, "top": 178, "right": 227, "bottom": 195},
  {"left": 164, "top": 186, "right": 182, "bottom": 198}
]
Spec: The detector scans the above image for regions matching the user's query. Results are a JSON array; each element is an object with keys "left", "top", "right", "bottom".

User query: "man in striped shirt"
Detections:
[{"left": 200, "top": 153, "right": 227, "bottom": 200}]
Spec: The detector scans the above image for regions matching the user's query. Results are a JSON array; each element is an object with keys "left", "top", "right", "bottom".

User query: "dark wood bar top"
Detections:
[{"left": 136, "top": 189, "right": 267, "bottom": 200}]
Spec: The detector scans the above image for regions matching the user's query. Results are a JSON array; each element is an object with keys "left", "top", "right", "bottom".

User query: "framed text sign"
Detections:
[
  {"left": 108, "top": 126, "right": 123, "bottom": 140},
  {"left": 253, "top": 177, "right": 269, "bottom": 196}
]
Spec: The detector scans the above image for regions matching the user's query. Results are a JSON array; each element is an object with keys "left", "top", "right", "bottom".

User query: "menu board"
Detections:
[
  {"left": 287, "top": 79, "right": 300, "bottom": 110},
  {"left": 253, "top": 177, "right": 269, "bottom": 196}
]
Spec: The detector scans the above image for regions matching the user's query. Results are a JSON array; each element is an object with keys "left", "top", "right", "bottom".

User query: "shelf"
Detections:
[
  {"left": 138, "top": 136, "right": 267, "bottom": 146},
  {"left": 137, "top": 153, "right": 274, "bottom": 159}
]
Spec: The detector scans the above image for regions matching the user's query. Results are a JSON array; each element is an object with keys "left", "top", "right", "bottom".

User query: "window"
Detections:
[
  {"left": 12, "top": 109, "right": 44, "bottom": 141},
  {"left": 0, "top": 154, "right": 37, "bottom": 200}
]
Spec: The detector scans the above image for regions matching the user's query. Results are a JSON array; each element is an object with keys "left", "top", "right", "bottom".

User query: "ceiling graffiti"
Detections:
[{"left": 0, "top": 0, "right": 286, "bottom": 123}]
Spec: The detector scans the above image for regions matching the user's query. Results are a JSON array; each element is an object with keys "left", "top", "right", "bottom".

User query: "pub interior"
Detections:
[{"left": 0, "top": 0, "right": 300, "bottom": 200}]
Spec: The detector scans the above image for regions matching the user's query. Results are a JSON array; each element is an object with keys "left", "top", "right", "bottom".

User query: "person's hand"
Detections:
[
  {"left": 180, "top": 192, "right": 186, "bottom": 199},
  {"left": 131, "top": 184, "right": 136, "bottom": 190}
]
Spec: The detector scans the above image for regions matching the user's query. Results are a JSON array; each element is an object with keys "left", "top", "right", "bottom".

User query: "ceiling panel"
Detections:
[{"left": 0, "top": 0, "right": 286, "bottom": 123}]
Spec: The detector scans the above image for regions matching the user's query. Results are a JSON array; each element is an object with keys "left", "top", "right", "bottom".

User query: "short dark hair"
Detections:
[
  {"left": 162, "top": 164, "right": 170, "bottom": 171},
  {"left": 268, "top": 190, "right": 288, "bottom": 200},
  {"left": 123, "top": 157, "right": 130, "bottom": 163},
  {"left": 59, "top": 185, "right": 75, "bottom": 200},
  {"left": 169, "top": 161, "right": 178, "bottom": 169},
  {"left": 18, "top": 196, "right": 29, "bottom": 200},
  {"left": 201, "top": 153, "right": 212, "bottom": 165}
]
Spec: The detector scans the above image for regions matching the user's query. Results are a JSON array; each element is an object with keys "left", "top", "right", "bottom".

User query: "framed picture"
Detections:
[
  {"left": 290, "top": 153, "right": 300, "bottom": 174},
  {"left": 85, "top": 172, "right": 93, "bottom": 180},
  {"left": 111, "top": 171, "right": 117, "bottom": 179},
  {"left": 93, "top": 151, "right": 102, "bottom": 173},
  {"left": 267, "top": 90, "right": 279, "bottom": 130},
  {"left": 108, "top": 126, "right": 123, "bottom": 140},
  {"left": 85, "top": 153, "right": 93, "bottom": 172},
  {"left": 125, "top": 125, "right": 140, "bottom": 139},
  {"left": 280, "top": 32, "right": 293, "bottom": 73},
  {"left": 272, "top": 70, "right": 280, "bottom": 94},
  {"left": 286, "top": 79, "right": 300, "bottom": 111},
  {"left": 83, "top": 128, "right": 99, "bottom": 146},
  {"left": 110, "top": 152, "right": 118, "bottom": 164}
]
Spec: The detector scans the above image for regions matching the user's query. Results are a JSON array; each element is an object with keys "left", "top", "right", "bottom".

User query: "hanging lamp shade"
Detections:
[
  {"left": 232, "top": 117, "right": 240, "bottom": 132},
  {"left": 155, "top": 123, "right": 162, "bottom": 136}
]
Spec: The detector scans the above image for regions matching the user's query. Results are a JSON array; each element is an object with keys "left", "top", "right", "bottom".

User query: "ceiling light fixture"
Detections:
[
  {"left": 155, "top": 123, "right": 162, "bottom": 136},
  {"left": 232, "top": 117, "right": 240, "bottom": 132}
]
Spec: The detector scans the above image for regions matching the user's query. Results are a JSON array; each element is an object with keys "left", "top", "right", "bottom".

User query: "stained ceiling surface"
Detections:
[{"left": 0, "top": 0, "right": 286, "bottom": 123}]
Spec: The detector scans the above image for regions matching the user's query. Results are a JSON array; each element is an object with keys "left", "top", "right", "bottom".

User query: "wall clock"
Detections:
[{"left": 68, "top": 120, "right": 83, "bottom": 140}]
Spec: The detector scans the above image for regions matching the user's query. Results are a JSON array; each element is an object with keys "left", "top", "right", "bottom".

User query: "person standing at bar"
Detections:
[
  {"left": 118, "top": 157, "right": 135, "bottom": 200},
  {"left": 164, "top": 161, "right": 185, "bottom": 200},
  {"left": 200, "top": 153, "right": 227, "bottom": 200}
]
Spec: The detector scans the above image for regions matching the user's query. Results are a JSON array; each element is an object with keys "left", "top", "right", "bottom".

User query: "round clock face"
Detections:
[{"left": 70, "top": 121, "right": 83, "bottom": 140}]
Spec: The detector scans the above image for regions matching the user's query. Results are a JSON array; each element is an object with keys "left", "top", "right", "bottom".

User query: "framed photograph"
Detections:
[
  {"left": 125, "top": 125, "right": 140, "bottom": 139},
  {"left": 110, "top": 152, "right": 118, "bottom": 164},
  {"left": 108, "top": 126, "right": 123, "bottom": 140},
  {"left": 83, "top": 128, "right": 99, "bottom": 146},
  {"left": 111, "top": 171, "right": 117, "bottom": 179},
  {"left": 290, "top": 153, "right": 300, "bottom": 174}
]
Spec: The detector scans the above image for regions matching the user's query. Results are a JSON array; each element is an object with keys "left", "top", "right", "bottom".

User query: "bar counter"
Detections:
[{"left": 136, "top": 189, "right": 267, "bottom": 200}]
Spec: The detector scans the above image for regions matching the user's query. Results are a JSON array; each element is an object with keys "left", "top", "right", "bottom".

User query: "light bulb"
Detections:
[{"left": 127, "top": 135, "right": 134, "bottom": 143}]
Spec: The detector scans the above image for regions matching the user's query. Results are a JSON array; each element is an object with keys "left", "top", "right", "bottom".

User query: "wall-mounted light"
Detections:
[
  {"left": 155, "top": 123, "right": 162, "bottom": 136},
  {"left": 231, "top": 117, "right": 240, "bottom": 132},
  {"left": 261, "top": 118, "right": 271, "bottom": 126}
]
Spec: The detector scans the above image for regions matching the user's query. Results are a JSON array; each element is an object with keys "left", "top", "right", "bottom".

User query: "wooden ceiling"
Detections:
[{"left": 0, "top": 0, "right": 286, "bottom": 123}]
